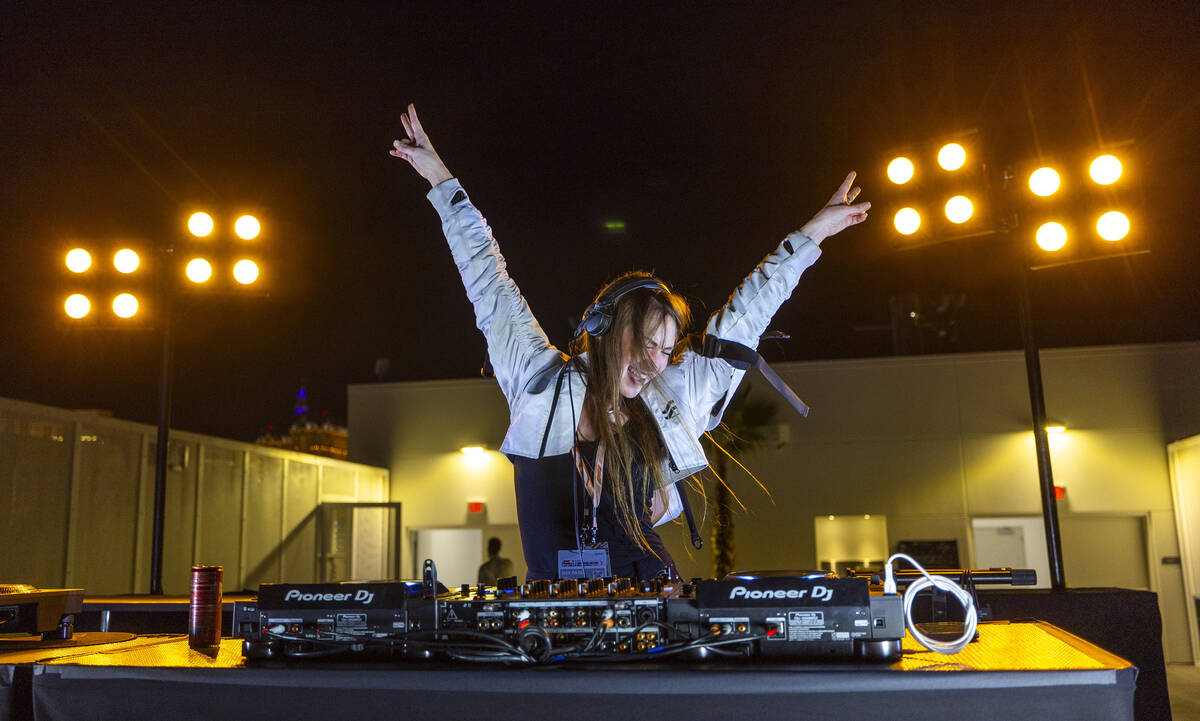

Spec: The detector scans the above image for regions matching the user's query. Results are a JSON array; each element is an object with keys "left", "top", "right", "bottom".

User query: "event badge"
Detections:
[{"left": 557, "top": 548, "right": 611, "bottom": 579}]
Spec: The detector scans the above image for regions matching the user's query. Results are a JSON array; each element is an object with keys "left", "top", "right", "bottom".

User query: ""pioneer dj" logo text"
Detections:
[
  {"left": 728, "top": 585, "right": 833, "bottom": 602},
  {"left": 283, "top": 589, "right": 376, "bottom": 604}
]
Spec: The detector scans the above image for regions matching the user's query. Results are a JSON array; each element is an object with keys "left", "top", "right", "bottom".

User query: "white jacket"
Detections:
[{"left": 429, "top": 178, "right": 822, "bottom": 525}]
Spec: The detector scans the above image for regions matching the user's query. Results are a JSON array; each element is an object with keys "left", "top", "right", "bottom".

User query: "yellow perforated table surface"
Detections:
[{"left": 898, "top": 621, "right": 1131, "bottom": 672}]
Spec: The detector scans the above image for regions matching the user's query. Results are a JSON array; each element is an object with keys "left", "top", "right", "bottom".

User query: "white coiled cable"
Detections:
[{"left": 883, "top": 553, "right": 978, "bottom": 655}]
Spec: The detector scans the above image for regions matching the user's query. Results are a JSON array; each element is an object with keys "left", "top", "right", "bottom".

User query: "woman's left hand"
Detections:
[{"left": 799, "top": 172, "right": 870, "bottom": 245}]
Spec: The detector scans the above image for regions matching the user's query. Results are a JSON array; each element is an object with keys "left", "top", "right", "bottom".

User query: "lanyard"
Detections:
[{"left": 537, "top": 358, "right": 703, "bottom": 550}]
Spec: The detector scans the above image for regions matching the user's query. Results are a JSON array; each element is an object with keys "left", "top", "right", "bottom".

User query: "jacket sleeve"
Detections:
[
  {"left": 674, "top": 231, "right": 823, "bottom": 432},
  {"left": 428, "top": 179, "right": 563, "bottom": 405}
]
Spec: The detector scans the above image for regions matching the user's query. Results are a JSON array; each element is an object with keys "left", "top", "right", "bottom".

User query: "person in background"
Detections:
[{"left": 478, "top": 537, "right": 515, "bottom": 586}]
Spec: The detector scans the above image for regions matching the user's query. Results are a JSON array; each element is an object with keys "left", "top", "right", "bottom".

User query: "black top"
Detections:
[{"left": 509, "top": 439, "right": 674, "bottom": 582}]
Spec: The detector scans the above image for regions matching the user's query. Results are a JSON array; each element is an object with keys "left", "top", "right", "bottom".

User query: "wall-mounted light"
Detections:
[{"left": 1043, "top": 424, "right": 1068, "bottom": 453}]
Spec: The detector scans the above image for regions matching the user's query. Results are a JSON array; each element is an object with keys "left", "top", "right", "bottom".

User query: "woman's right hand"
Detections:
[{"left": 389, "top": 103, "right": 454, "bottom": 187}]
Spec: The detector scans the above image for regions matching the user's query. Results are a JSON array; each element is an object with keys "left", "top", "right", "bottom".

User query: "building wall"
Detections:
[
  {"left": 0, "top": 398, "right": 389, "bottom": 595},
  {"left": 348, "top": 342, "right": 1200, "bottom": 662}
]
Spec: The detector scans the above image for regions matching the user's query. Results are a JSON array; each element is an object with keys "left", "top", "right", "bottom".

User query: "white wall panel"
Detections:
[
  {"left": 195, "top": 445, "right": 243, "bottom": 587},
  {"left": 1, "top": 398, "right": 388, "bottom": 597},
  {"left": 241, "top": 454, "right": 283, "bottom": 589},
  {"left": 0, "top": 411, "right": 72, "bottom": 587},
  {"left": 321, "top": 465, "right": 356, "bottom": 501},
  {"left": 69, "top": 424, "right": 143, "bottom": 593},
  {"left": 282, "top": 460, "right": 319, "bottom": 583},
  {"left": 160, "top": 440, "right": 199, "bottom": 595}
]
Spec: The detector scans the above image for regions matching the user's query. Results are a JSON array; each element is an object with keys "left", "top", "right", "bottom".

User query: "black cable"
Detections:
[
  {"left": 263, "top": 619, "right": 763, "bottom": 666},
  {"left": 283, "top": 647, "right": 359, "bottom": 659},
  {"left": 405, "top": 629, "right": 537, "bottom": 663},
  {"left": 566, "top": 358, "right": 585, "bottom": 558},
  {"left": 650, "top": 633, "right": 763, "bottom": 659},
  {"left": 582, "top": 619, "right": 609, "bottom": 652},
  {"left": 263, "top": 627, "right": 537, "bottom": 664},
  {"left": 447, "top": 652, "right": 530, "bottom": 663}
]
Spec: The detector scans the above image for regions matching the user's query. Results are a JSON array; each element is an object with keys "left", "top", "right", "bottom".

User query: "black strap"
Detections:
[
  {"left": 537, "top": 362, "right": 569, "bottom": 459},
  {"left": 537, "top": 359, "right": 598, "bottom": 549},
  {"left": 700, "top": 334, "right": 810, "bottom": 418},
  {"left": 675, "top": 480, "right": 703, "bottom": 549}
]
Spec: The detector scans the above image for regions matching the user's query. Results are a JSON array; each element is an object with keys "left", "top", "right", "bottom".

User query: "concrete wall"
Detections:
[
  {"left": 0, "top": 397, "right": 389, "bottom": 595},
  {"left": 348, "top": 341, "right": 1200, "bottom": 662}
]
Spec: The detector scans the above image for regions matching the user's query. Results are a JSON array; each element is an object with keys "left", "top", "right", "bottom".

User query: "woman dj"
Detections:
[{"left": 390, "top": 104, "right": 869, "bottom": 581}]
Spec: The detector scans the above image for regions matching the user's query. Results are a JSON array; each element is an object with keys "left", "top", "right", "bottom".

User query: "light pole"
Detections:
[
  {"left": 60, "top": 211, "right": 265, "bottom": 594},
  {"left": 880, "top": 138, "right": 1139, "bottom": 591}
]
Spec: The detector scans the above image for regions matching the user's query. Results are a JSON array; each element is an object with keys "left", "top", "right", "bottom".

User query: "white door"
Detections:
[{"left": 411, "top": 528, "right": 483, "bottom": 588}]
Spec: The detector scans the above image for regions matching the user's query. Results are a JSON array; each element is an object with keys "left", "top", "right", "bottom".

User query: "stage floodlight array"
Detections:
[
  {"left": 883, "top": 131, "right": 989, "bottom": 247},
  {"left": 60, "top": 210, "right": 265, "bottom": 324},
  {"left": 183, "top": 210, "right": 264, "bottom": 291},
  {"left": 1010, "top": 145, "right": 1137, "bottom": 261},
  {"left": 61, "top": 243, "right": 151, "bottom": 324}
]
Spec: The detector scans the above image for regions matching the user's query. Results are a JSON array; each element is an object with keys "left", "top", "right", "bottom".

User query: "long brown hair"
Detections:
[{"left": 568, "top": 271, "right": 692, "bottom": 552}]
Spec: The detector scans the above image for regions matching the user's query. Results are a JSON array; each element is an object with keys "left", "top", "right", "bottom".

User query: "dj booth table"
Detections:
[{"left": 3, "top": 621, "right": 1135, "bottom": 721}]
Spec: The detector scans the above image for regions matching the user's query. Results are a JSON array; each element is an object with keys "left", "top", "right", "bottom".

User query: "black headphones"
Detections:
[{"left": 573, "top": 276, "right": 671, "bottom": 338}]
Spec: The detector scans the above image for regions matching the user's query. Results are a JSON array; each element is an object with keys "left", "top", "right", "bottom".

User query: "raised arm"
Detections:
[
  {"left": 671, "top": 173, "right": 870, "bottom": 431},
  {"left": 709, "top": 171, "right": 869, "bottom": 346},
  {"left": 389, "top": 105, "right": 562, "bottom": 404}
]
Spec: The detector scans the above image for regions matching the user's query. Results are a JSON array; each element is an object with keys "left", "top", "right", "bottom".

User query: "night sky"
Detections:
[{"left": 2, "top": 2, "right": 1197, "bottom": 442}]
